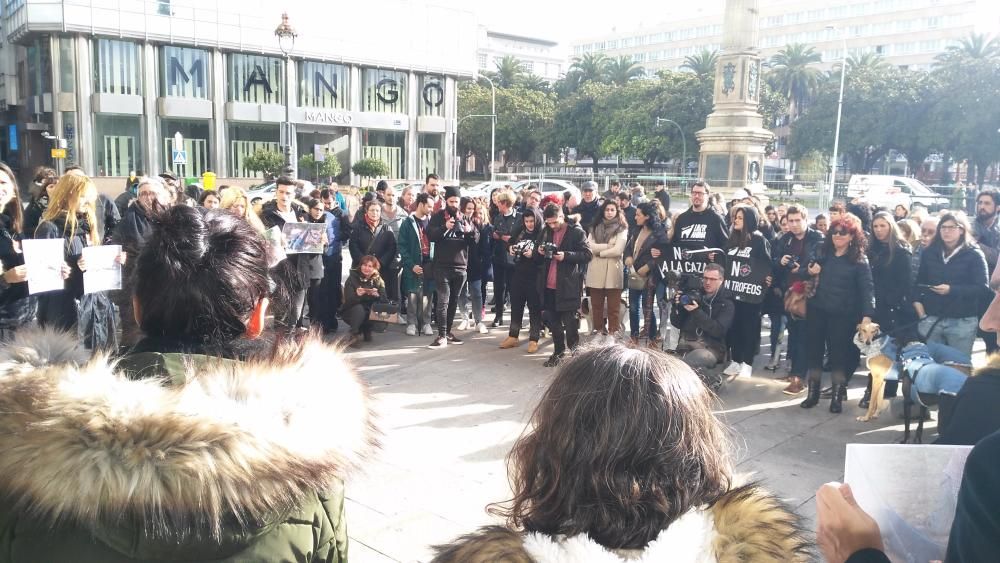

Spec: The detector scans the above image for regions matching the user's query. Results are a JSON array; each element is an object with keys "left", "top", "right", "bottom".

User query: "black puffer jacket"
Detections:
[
  {"left": 670, "top": 287, "right": 736, "bottom": 361},
  {"left": 867, "top": 240, "right": 913, "bottom": 327},
  {"left": 913, "top": 244, "right": 989, "bottom": 319},
  {"left": 809, "top": 251, "right": 875, "bottom": 318},
  {"left": 772, "top": 229, "right": 824, "bottom": 290}
]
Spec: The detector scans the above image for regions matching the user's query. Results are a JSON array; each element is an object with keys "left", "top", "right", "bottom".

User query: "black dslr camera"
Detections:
[
  {"left": 511, "top": 239, "right": 535, "bottom": 263},
  {"left": 541, "top": 242, "right": 558, "bottom": 258},
  {"left": 673, "top": 272, "right": 703, "bottom": 306}
]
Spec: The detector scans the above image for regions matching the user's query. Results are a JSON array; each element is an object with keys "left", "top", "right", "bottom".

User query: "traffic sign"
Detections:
[
  {"left": 51, "top": 148, "right": 66, "bottom": 159},
  {"left": 172, "top": 149, "right": 187, "bottom": 165}
]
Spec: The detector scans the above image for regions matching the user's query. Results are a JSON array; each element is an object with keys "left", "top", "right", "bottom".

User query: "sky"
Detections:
[{"left": 451, "top": 0, "right": 728, "bottom": 46}]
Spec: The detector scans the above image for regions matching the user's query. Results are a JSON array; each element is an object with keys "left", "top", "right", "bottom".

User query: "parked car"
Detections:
[
  {"left": 847, "top": 175, "right": 949, "bottom": 211},
  {"left": 246, "top": 182, "right": 277, "bottom": 205},
  {"left": 511, "top": 179, "right": 582, "bottom": 206},
  {"left": 461, "top": 181, "right": 509, "bottom": 199}
]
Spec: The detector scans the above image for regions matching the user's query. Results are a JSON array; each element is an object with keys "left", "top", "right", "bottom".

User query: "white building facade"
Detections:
[
  {"left": 0, "top": 0, "right": 478, "bottom": 184},
  {"left": 571, "top": 0, "right": 1000, "bottom": 72},
  {"left": 477, "top": 28, "right": 564, "bottom": 81}
]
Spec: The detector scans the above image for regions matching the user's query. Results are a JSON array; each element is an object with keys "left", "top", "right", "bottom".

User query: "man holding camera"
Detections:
[
  {"left": 426, "top": 186, "right": 479, "bottom": 348},
  {"left": 535, "top": 204, "right": 592, "bottom": 367},
  {"left": 670, "top": 263, "right": 735, "bottom": 370},
  {"left": 772, "top": 205, "right": 824, "bottom": 394}
]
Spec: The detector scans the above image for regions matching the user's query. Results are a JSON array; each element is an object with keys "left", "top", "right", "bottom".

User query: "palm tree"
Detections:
[
  {"left": 768, "top": 43, "right": 823, "bottom": 119},
  {"left": 518, "top": 74, "right": 549, "bottom": 91},
  {"left": 490, "top": 55, "right": 526, "bottom": 88},
  {"left": 846, "top": 52, "right": 890, "bottom": 73},
  {"left": 568, "top": 53, "right": 610, "bottom": 85},
  {"left": 680, "top": 50, "right": 719, "bottom": 81},
  {"left": 934, "top": 33, "right": 1000, "bottom": 66},
  {"left": 605, "top": 55, "right": 645, "bottom": 86}
]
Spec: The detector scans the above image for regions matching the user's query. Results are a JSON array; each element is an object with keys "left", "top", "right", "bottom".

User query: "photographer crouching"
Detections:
[
  {"left": 670, "top": 263, "right": 735, "bottom": 372},
  {"left": 535, "top": 204, "right": 592, "bottom": 367}
]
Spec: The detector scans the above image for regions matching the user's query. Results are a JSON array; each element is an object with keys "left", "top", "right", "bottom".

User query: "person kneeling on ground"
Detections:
[
  {"left": 0, "top": 206, "right": 377, "bottom": 562},
  {"left": 432, "top": 345, "right": 811, "bottom": 562},
  {"left": 341, "top": 254, "right": 387, "bottom": 348},
  {"left": 670, "top": 262, "right": 735, "bottom": 371}
]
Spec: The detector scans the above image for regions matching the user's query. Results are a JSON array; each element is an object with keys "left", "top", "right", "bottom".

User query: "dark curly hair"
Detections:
[
  {"left": 489, "top": 345, "right": 732, "bottom": 549},
  {"left": 821, "top": 213, "right": 867, "bottom": 263}
]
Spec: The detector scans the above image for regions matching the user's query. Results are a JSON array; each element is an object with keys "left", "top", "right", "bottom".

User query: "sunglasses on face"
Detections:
[{"left": 831, "top": 229, "right": 850, "bottom": 236}]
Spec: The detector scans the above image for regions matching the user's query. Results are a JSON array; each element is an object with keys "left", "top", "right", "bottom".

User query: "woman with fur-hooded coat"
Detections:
[
  {"left": 0, "top": 207, "right": 377, "bottom": 563},
  {"left": 432, "top": 346, "right": 811, "bottom": 563}
]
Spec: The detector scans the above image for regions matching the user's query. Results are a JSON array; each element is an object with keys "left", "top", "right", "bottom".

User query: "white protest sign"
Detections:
[
  {"left": 82, "top": 244, "right": 123, "bottom": 294},
  {"left": 21, "top": 238, "right": 66, "bottom": 295}
]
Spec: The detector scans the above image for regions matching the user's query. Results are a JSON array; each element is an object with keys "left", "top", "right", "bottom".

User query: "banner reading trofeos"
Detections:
[{"left": 724, "top": 246, "right": 771, "bottom": 304}]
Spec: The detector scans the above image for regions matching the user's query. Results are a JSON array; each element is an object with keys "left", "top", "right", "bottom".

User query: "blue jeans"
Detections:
[
  {"left": 787, "top": 317, "right": 808, "bottom": 377},
  {"left": 920, "top": 316, "right": 978, "bottom": 358},
  {"left": 458, "top": 279, "right": 484, "bottom": 324},
  {"left": 628, "top": 287, "right": 656, "bottom": 338}
]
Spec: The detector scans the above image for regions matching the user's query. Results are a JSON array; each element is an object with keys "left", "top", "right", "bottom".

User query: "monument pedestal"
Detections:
[{"left": 696, "top": 4, "right": 773, "bottom": 193}]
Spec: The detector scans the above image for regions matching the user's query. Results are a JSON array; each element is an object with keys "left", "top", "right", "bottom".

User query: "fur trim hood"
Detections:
[
  {"left": 0, "top": 328, "right": 377, "bottom": 539},
  {"left": 431, "top": 485, "right": 812, "bottom": 563}
]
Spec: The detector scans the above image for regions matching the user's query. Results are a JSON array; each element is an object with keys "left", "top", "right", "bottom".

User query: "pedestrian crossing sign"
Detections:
[{"left": 172, "top": 149, "right": 187, "bottom": 165}]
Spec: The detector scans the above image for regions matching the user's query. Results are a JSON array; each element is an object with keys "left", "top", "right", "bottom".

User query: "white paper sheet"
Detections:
[
  {"left": 82, "top": 245, "right": 122, "bottom": 294},
  {"left": 21, "top": 238, "right": 66, "bottom": 295},
  {"left": 845, "top": 443, "right": 972, "bottom": 563}
]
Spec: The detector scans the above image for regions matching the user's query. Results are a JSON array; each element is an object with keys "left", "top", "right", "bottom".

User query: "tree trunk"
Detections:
[
  {"left": 590, "top": 154, "right": 600, "bottom": 175},
  {"left": 976, "top": 160, "right": 988, "bottom": 187}
]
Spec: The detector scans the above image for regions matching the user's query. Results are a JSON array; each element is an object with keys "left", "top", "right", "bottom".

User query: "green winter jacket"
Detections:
[
  {"left": 398, "top": 213, "right": 430, "bottom": 295},
  {"left": 0, "top": 329, "right": 377, "bottom": 563}
]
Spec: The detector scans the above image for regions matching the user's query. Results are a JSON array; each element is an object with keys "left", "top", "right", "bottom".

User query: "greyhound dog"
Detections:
[{"left": 853, "top": 325, "right": 970, "bottom": 443}]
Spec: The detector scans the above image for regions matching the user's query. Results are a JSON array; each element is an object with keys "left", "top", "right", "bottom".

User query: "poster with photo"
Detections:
[
  {"left": 21, "top": 238, "right": 65, "bottom": 295},
  {"left": 281, "top": 222, "right": 325, "bottom": 254},
  {"left": 82, "top": 245, "right": 123, "bottom": 294}
]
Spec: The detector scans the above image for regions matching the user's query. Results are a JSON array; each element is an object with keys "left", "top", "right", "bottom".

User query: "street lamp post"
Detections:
[
  {"left": 477, "top": 74, "right": 496, "bottom": 183},
  {"left": 655, "top": 117, "right": 686, "bottom": 192},
  {"left": 275, "top": 12, "right": 297, "bottom": 177},
  {"left": 826, "top": 25, "right": 848, "bottom": 210}
]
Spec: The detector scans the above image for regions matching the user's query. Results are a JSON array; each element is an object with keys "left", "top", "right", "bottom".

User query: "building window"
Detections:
[
  {"left": 58, "top": 37, "right": 75, "bottom": 94},
  {"left": 419, "top": 75, "right": 445, "bottom": 117},
  {"left": 520, "top": 61, "right": 534, "bottom": 74},
  {"left": 229, "top": 123, "right": 279, "bottom": 178},
  {"left": 227, "top": 54, "right": 283, "bottom": 105},
  {"left": 95, "top": 115, "right": 142, "bottom": 176},
  {"left": 94, "top": 39, "right": 140, "bottom": 95},
  {"left": 478, "top": 53, "right": 488, "bottom": 68},
  {"left": 925, "top": 16, "right": 941, "bottom": 29},
  {"left": 361, "top": 129, "right": 405, "bottom": 179},
  {"left": 161, "top": 119, "right": 211, "bottom": 177},
  {"left": 297, "top": 128, "right": 350, "bottom": 182},
  {"left": 299, "top": 60, "right": 349, "bottom": 110},
  {"left": 161, "top": 46, "right": 210, "bottom": 99},
  {"left": 362, "top": 68, "right": 407, "bottom": 114},
  {"left": 418, "top": 133, "right": 443, "bottom": 179}
]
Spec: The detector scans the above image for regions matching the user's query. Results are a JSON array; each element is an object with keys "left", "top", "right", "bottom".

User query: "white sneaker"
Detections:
[
  {"left": 398, "top": 313, "right": 408, "bottom": 325},
  {"left": 738, "top": 363, "right": 753, "bottom": 379},
  {"left": 477, "top": 322, "right": 488, "bottom": 334},
  {"left": 422, "top": 324, "right": 434, "bottom": 336},
  {"left": 405, "top": 324, "right": 417, "bottom": 336},
  {"left": 723, "top": 361, "right": 742, "bottom": 376},
  {"left": 457, "top": 319, "right": 469, "bottom": 331}
]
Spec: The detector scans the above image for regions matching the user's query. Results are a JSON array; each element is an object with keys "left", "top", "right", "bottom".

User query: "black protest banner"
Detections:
[
  {"left": 657, "top": 246, "right": 724, "bottom": 279},
  {"left": 724, "top": 246, "right": 771, "bottom": 304}
]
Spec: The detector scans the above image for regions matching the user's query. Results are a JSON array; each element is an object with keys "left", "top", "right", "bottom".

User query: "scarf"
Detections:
[
  {"left": 592, "top": 217, "right": 624, "bottom": 245},
  {"left": 365, "top": 213, "right": 379, "bottom": 232}
]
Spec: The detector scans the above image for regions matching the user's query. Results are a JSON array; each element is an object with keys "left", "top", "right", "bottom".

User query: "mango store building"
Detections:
[{"left": 0, "top": 0, "right": 477, "bottom": 188}]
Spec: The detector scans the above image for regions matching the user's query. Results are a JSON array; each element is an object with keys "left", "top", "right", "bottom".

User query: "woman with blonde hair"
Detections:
[
  {"left": 36, "top": 173, "right": 123, "bottom": 349},
  {"left": 220, "top": 186, "right": 266, "bottom": 233}
]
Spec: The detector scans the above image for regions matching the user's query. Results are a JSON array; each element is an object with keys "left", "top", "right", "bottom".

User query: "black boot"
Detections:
[
  {"left": 800, "top": 380, "right": 820, "bottom": 408},
  {"left": 830, "top": 384, "right": 845, "bottom": 413},
  {"left": 859, "top": 376, "right": 872, "bottom": 409}
]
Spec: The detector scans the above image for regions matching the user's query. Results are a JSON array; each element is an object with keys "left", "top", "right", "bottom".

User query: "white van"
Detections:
[{"left": 846, "top": 175, "right": 948, "bottom": 211}]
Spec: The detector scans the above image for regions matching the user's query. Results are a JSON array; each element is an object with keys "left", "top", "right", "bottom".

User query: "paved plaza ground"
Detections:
[{"left": 335, "top": 319, "right": 980, "bottom": 562}]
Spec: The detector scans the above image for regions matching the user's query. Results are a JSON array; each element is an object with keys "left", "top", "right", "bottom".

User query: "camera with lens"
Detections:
[
  {"left": 511, "top": 239, "right": 535, "bottom": 263},
  {"left": 541, "top": 242, "right": 558, "bottom": 258},
  {"left": 786, "top": 257, "right": 800, "bottom": 270},
  {"left": 672, "top": 272, "right": 703, "bottom": 307}
]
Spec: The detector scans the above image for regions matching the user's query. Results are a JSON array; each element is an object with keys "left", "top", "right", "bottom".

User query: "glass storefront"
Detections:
[
  {"left": 297, "top": 128, "right": 350, "bottom": 183},
  {"left": 162, "top": 119, "right": 211, "bottom": 177},
  {"left": 418, "top": 75, "right": 445, "bottom": 117},
  {"left": 58, "top": 37, "right": 75, "bottom": 94},
  {"left": 229, "top": 123, "right": 279, "bottom": 177},
  {"left": 299, "top": 61, "right": 348, "bottom": 110},
  {"left": 228, "top": 54, "right": 283, "bottom": 105},
  {"left": 95, "top": 115, "right": 143, "bottom": 176},
  {"left": 161, "top": 46, "right": 210, "bottom": 99},
  {"left": 94, "top": 38, "right": 142, "bottom": 95},
  {"left": 362, "top": 129, "right": 405, "bottom": 179},
  {"left": 418, "top": 133, "right": 443, "bottom": 178},
  {"left": 362, "top": 68, "right": 407, "bottom": 113}
]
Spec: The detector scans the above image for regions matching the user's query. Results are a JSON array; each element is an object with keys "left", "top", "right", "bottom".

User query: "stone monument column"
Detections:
[{"left": 695, "top": 0, "right": 773, "bottom": 192}]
